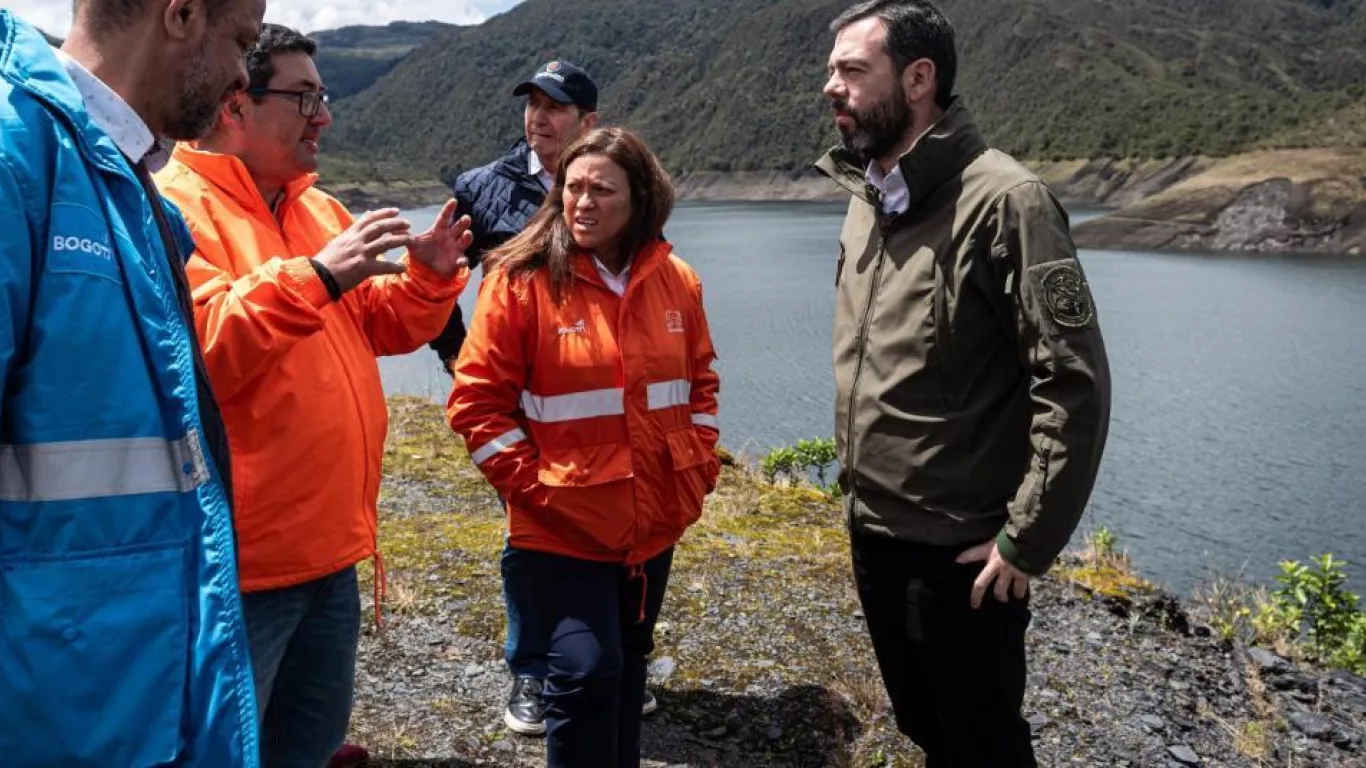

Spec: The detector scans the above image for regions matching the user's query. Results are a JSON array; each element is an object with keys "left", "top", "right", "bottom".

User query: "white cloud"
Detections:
[
  {"left": 5, "top": 0, "right": 521, "bottom": 37},
  {"left": 263, "top": 1, "right": 486, "bottom": 33},
  {"left": 6, "top": 0, "right": 70, "bottom": 37}
]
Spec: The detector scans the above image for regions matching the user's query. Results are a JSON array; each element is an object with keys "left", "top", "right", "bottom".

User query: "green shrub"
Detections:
[
  {"left": 1253, "top": 554, "right": 1366, "bottom": 674},
  {"left": 761, "top": 438, "right": 840, "bottom": 496}
]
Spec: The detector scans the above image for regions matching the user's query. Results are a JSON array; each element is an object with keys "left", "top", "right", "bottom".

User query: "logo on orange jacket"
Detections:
[
  {"left": 665, "top": 310, "right": 684, "bottom": 334},
  {"left": 558, "top": 319, "right": 588, "bottom": 335}
]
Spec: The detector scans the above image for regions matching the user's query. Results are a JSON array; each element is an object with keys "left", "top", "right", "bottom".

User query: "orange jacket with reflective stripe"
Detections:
[
  {"left": 156, "top": 144, "right": 467, "bottom": 592},
  {"left": 448, "top": 241, "right": 721, "bottom": 564}
]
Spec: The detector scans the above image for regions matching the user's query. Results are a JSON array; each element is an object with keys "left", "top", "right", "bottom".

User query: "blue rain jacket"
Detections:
[{"left": 0, "top": 11, "right": 259, "bottom": 766}]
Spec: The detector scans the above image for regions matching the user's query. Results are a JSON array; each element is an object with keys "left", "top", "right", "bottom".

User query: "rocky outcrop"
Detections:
[
  {"left": 1244, "top": 646, "right": 1366, "bottom": 754},
  {"left": 1033, "top": 157, "right": 1211, "bottom": 209},
  {"left": 1072, "top": 150, "right": 1366, "bottom": 255}
]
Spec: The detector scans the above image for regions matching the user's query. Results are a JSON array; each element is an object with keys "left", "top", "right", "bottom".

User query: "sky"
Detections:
[{"left": 6, "top": 0, "right": 525, "bottom": 37}]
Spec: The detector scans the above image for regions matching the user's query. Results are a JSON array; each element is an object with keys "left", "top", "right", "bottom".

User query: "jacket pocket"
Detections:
[
  {"left": 538, "top": 443, "right": 636, "bottom": 552},
  {"left": 0, "top": 541, "right": 189, "bottom": 766},
  {"left": 666, "top": 429, "right": 717, "bottom": 530}
]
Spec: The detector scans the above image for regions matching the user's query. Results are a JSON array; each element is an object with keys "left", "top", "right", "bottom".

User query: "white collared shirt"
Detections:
[
  {"left": 865, "top": 160, "right": 910, "bottom": 217},
  {"left": 526, "top": 150, "right": 556, "bottom": 192},
  {"left": 593, "top": 256, "right": 630, "bottom": 297},
  {"left": 56, "top": 49, "right": 169, "bottom": 171}
]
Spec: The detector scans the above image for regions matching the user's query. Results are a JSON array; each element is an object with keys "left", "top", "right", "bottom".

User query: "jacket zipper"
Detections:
[{"left": 844, "top": 215, "right": 893, "bottom": 506}]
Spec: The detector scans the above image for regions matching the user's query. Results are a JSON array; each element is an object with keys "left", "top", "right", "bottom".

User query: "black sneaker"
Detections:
[
  {"left": 642, "top": 688, "right": 659, "bottom": 716},
  {"left": 504, "top": 676, "right": 547, "bottom": 737}
]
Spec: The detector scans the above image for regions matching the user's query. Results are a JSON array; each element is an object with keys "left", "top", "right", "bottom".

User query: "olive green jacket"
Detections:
[{"left": 814, "top": 100, "right": 1112, "bottom": 575}]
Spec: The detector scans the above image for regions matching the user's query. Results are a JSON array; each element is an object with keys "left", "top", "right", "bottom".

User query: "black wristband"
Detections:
[{"left": 309, "top": 258, "right": 343, "bottom": 302}]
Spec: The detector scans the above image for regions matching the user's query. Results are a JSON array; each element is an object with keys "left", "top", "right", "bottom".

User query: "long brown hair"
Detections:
[{"left": 484, "top": 127, "right": 676, "bottom": 301}]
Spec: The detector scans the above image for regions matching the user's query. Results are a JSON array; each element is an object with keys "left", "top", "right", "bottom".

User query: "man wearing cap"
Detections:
[
  {"left": 427, "top": 60, "right": 599, "bottom": 375},
  {"left": 428, "top": 59, "right": 670, "bottom": 738}
]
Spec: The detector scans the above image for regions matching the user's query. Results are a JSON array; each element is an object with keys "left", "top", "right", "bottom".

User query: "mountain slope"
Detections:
[
  {"left": 324, "top": 0, "right": 1366, "bottom": 182},
  {"left": 313, "top": 21, "right": 455, "bottom": 100}
]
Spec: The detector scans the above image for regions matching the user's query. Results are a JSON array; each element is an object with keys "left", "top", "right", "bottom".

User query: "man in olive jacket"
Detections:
[{"left": 815, "top": 2, "right": 1111, "bottom": 764}]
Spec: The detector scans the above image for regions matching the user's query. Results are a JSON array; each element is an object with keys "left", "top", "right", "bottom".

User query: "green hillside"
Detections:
[
  {"left": 320, "top": 0, "right": 1366, "bottom": 183},
  {"left": 312, "top": 21, "right": 455, "bottom": 100}
]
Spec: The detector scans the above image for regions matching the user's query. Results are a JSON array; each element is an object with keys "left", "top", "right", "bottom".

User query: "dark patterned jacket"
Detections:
[{"left": 429, "top": 139, "right": 547, "bottom": 369}]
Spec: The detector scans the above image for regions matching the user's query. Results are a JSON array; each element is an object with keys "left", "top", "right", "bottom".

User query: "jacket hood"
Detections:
[{"left": 171, "top": 143, "right": 318, "bottom": 216}]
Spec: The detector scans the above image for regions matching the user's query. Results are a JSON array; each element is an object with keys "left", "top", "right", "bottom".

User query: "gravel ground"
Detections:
[{"left": 351, "top": 399, "right": 1366, "bottom": 767}]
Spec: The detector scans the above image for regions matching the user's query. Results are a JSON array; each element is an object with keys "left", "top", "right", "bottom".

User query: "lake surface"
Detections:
[{"left": 382, "top": 202, "right": 1366, "bottom": 594}]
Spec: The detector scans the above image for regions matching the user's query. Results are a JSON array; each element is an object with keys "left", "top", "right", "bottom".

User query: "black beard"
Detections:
[{"left": 834, "top": 82, "right": 911, "bottom": 164}]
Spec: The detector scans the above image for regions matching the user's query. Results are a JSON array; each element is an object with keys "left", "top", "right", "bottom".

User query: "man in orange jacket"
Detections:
[{"left": 154, "top": 24, "right": 472, "bottom": 768}]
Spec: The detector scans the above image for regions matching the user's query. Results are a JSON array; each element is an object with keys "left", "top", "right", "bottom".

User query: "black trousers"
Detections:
[{"left": 850, "top": 533, "right": 1037, "bottom": 768}]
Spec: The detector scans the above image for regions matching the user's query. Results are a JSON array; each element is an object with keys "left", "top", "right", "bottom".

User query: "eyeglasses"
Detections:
[{"left": 248, "top": 88, "right": 330, "bottom": 118}]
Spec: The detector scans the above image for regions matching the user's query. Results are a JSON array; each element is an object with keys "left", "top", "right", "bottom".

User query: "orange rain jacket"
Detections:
[
  {"left": 156, "top": 144, "right": 467, "bottom": 592},
  {"left": 449, "top": 241, "right": 721, "bottom": 565}
]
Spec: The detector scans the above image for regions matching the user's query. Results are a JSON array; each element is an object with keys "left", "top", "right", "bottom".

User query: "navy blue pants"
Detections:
[
  {"left": 502, "top": 546, "right": 673, "bottom": 768},
  {"left": 501, "top": 539, "right": 547, "bottom": 677}
]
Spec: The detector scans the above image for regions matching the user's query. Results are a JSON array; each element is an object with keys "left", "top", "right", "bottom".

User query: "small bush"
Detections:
[
  {"left": 761, "top": 438, "right": 840, "bottom": 496},
  {"left": 1260, "top": 555, "right": 1365, "bottom": 673},
  {"left": 1197, "top": 555, "right": 1366, "bottom": 673},
  {"left": 1092, "top": 526, "right": 1118, "bottom": 560}
]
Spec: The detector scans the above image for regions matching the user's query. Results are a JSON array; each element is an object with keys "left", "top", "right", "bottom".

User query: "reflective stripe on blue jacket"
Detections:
[{"left": 0, "top": 11, "right": 259, "bottom": 766}]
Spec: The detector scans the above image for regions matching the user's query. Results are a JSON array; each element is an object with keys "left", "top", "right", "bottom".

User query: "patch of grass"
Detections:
[
  {"left": 1231, "top": 659, "right": 1278, "bottom": 763},
  {"left": 828, "top": 666, "right": 890, "bottom": 722},
  {"left": 1056, "top": 528, "right": 1152, "bottom": 599},
  {"left": 1234, "top": 718, "right": 1274, "bottom": 762},
  {"left": 1194, "top": 575, "right": 1258, "bottom": 644}
]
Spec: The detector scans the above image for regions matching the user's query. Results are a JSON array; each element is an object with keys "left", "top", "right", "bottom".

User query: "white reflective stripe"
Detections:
[
  {"left": 647, "top": 379, "right": 691, "bottom": 411},
  {"left": 471, "top": 428, "right": 528, "bottom": 466},
  {"left": 0, "top": 434, "right": 207, "bottom": 502},
  {"left": 521, "top": 388, "right": 625, "bottom": 424},
  {"left": 691, "top": 413, "right": 719, "bottom": 430}
]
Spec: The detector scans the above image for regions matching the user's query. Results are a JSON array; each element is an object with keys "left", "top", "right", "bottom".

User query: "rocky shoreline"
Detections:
[
  {"left": 348, "top": 398, "right": 1366, "bottom": 766},
  {"left": 1061, "top": 150, "right": 1366, "bottom": 256},
  {"left": 323, "top": 148, "right": 1366, "bottom": 257}
]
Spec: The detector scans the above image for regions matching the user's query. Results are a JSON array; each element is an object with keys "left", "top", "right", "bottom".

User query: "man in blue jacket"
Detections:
[{"left": 0, "top": 1, "right": 265, "bottom": 765}]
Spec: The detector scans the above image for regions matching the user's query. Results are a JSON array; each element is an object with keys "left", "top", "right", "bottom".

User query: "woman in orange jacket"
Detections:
[{"left": 448, "top": 127, "right": 720, "bottom": 767}]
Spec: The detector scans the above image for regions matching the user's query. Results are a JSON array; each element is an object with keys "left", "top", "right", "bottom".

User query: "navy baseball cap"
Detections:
[{"left": 512, "top": 60, "right": 599, "bottom": 112}]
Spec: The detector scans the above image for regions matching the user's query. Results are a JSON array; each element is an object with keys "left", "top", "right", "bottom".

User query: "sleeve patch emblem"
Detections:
[{"left": 1039, "top": 263, "right": 1095, "bottom": 329}]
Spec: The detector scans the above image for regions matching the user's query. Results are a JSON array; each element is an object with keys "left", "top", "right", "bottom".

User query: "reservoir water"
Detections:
[{"left": 380, "top": 202, "right": 1366, "bottom": 593}]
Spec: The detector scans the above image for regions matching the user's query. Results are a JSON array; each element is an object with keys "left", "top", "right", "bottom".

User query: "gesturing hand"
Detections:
[
  {"left": 957, "top": 539, "right": 1031, "bottom": 609},
  {"left": 408, "top": 199, "right": 474, "bottom": 279},
  {"left": 313, "top": 208, "right": 413, "bottom": 294}
]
